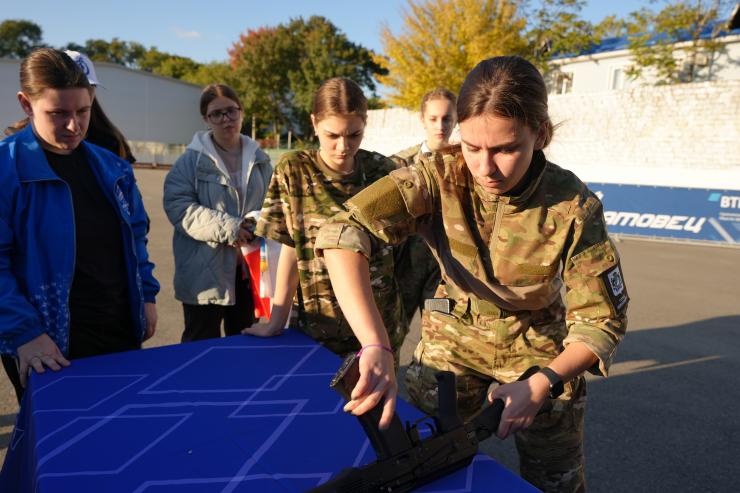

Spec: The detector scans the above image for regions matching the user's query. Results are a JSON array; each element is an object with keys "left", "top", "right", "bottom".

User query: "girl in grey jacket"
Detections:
[{"left": 163, "top": 84, "right": 272, "bottom": 341}]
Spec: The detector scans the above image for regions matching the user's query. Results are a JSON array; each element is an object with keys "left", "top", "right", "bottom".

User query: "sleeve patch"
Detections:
[{"left": 601, "top": 263, "right": 628, "bottom": 312}]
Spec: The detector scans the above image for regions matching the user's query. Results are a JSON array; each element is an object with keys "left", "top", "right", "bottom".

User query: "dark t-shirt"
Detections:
[{"left": 44, "top": 146, "right": 138, "bottom": 358}]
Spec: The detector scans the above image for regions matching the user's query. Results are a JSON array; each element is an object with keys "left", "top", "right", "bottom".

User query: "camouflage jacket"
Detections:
[
  {"left": 255, "top": 149, "right": 407, "bottom": 352},
  {"left": 315, "top": 149, "right": 628, "bottom": 375},
  {"left": 390, "top": 143, "right": 423, "bottom": 168}
]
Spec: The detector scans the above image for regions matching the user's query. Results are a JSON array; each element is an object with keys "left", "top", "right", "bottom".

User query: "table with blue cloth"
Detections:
[{"left": 0, "top": 330, "right": 539, "bottom": 492}]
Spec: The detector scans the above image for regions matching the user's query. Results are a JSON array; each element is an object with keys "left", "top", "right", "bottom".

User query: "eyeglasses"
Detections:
[{"left": 206, "top": 106, "right": 241, "bottom": 123}]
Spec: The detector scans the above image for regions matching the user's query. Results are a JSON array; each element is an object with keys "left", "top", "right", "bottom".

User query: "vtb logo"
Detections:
[{"left": 708, "top": 193, "right": 740, "bottom": 209}]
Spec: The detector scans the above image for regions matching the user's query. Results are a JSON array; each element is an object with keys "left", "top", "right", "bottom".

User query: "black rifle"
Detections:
[{"left": 308, "top": 353, "right": 542, "bottom": 493}]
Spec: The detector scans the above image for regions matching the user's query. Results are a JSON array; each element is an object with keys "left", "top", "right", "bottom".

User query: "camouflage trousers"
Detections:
[
  {"left": 406, "top": 306, "right": 587, "bottom": 493},
  {"left": 394, "top": 235, "right": 441, "bottom": 326}
]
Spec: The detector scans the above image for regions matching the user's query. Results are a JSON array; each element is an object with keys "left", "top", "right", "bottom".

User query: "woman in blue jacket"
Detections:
[{"left": 0, "top": 48, "right": 159, "bottom": 400}]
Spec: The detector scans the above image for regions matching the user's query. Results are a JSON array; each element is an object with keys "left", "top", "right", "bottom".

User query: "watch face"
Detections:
[
  {"left": 550, "top": 380, "right": 565, "bottom": 399},
  {"left": 539, "top": 367, "right": 564, "bottom": 399}
]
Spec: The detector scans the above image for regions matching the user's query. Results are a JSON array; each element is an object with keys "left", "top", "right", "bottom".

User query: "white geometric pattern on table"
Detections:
[{"left": 7, "top": 334, "right": 534, "bottom": 493}]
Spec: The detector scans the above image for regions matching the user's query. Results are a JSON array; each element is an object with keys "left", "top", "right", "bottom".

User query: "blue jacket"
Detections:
[{"left": 0, "top": 125, "right": 159, "bottom": 356}]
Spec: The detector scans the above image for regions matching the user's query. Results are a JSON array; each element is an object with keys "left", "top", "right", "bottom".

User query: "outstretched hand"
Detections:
[
  {"left": 343, "top": 346, "right": 397, "bottom": 429},
  {"left": 17, "top": 334, "right": 71, "bottom": 388}
]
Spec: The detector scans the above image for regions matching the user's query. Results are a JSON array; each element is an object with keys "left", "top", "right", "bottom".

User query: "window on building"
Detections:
[
  {"left": 610, "top": 67, "right": 625, "bottom": 90},
  {"left": 552, "top": 71, "right": 573, "bottom": 94}
]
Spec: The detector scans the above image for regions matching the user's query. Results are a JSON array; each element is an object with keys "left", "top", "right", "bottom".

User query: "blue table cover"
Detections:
[{"left": 0, "top": 330, "right": 539, "bottom": 492}]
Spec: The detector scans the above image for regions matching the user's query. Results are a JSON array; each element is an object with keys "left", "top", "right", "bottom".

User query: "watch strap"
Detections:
[{"left": 538, "top": 367, "right": 564, "bottom": 398}]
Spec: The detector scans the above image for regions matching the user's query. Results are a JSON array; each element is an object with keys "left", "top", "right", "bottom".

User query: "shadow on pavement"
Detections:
[{"left": 402, "top": 315, "right": 740, "bottom": 493}]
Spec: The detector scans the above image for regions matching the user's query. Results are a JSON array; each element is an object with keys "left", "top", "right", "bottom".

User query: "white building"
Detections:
[
  {"left": 0, "top": 58, "right": 205, "bottom": 163},
  {"left": 548, "top": 16, "right": 740, "bottom": 94}
]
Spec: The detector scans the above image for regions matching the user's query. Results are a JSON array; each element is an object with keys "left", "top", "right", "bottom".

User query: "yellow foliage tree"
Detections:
[{"left": 377, "top": 0, "right": 528, "bottom": 109}]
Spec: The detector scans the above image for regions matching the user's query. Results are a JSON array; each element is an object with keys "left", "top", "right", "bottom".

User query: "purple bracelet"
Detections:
[{"left": 356, "top": 344, "right": 393, "bottom": 358}]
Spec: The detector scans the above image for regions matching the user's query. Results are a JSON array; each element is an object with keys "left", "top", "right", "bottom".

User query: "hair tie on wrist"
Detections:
[{"left": 357, "top": 344, "right": 393, "bottom": 358}]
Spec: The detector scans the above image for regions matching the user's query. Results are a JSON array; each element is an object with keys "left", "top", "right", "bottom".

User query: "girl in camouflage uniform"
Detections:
[
  {"left": 316, "top": 57, "right": 629, "bottom": 492},
  {"left": 391, "top": 88, "right": 457, "bottom": 326},
  {"left": 243, "top": 78, "right": 407, "bottom": 356}
]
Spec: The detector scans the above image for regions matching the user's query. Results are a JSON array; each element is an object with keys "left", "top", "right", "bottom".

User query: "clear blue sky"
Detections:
[{"left": 3, "top": 0, "right": 655, "bottom": 63}]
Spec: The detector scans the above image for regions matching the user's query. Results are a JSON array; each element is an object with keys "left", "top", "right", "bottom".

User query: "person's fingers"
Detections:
[
  {"left": 497, "top": 418, "right": 511, "bottom": 439},
  {"left": 350, "top": 376, "right": 390, "bottom": 417},
  {"left": 378, "top": 388, "right": 397, "bottom": 430},
  {"left": 41, "top": 355, "right": 62, "bottom": 371},
  {"left": 343, "top": 399, "right": 358, "bottom": 413},
  {"left": 350, "top": 390, "right": 384, "bottom": 417},
  {"left": 37, "top": 352, "right": 69, "bottom": 369},
  {"left": 237, "top": 228, "right": 254, "bottom": 243},
  {"left": 497, "top": 403, "right": 514, "bottom": 439},
  {"left": 241, "top": 324, "right": 282, "bottom": 337},
  {"left": 47, "top": 350, "right": 71, "bottom": 368},
  {"left": 29, "top": 355, "right": 45, "bottom": 374},
  {"left": 242, "top": 325, "right": 271, "bottom": 336},
  {"left": 350, "top": 367, "right": 373, "bottom": 401},
  {"left": 344, "top": 376, "right": 374, "bottom": 413},
  {"left": 19, "top": 362, "right": 28, "bottom": 388}
]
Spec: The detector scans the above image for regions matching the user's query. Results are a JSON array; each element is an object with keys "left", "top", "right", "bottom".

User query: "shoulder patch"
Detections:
[{"left": 601, "top": 263, "right": 629, "bottom": 313}]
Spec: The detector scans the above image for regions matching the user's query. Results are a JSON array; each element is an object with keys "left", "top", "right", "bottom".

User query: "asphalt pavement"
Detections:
[{"left": 1, "top": 168, "right": 738, "bottom": 492}]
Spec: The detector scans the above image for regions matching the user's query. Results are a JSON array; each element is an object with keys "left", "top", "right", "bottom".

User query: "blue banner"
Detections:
[{"left": 588, "top": 183, "right": 740, "bottom": 245}]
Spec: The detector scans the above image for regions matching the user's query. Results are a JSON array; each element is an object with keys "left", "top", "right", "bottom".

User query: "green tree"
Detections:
[
  {"left": 625, "top": 0, "right": 733, "bottom": 84},
  {"left": 377, "top": 0, "right": 528, "bottom": 109},
  {"left": 138, "top": 49, "right": 202, "bottom": 79},
  {"left": 63, "top": 38, "right": 207, "bottom": 81},
  {"left": 593, "top": 10, "right": 651, "bottom": 39},
  {"left": 525, "top": 0, "right": 597, "bottom": 73},
  {"left": 64, "top": 38, "right": 146, "bottom": 67},
  {"left": 0, "top": 19, "right": 44, "bottom": 58},
  {"left": 230, "top": 16, "right": 386, "bottom": 138},
  {"left": 229, "top": 27, "right": 294, "bottom": 141},
  {"left": 181, "top": 62, "right": 234, "bottom": 87},
  {"left": 283, "top": 16, "right": 387, "bottom": 134}
]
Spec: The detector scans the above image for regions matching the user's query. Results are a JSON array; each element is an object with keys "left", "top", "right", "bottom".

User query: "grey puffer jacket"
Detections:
[{"left": 163, "top": 131, "right": 272, "bottom": 305}]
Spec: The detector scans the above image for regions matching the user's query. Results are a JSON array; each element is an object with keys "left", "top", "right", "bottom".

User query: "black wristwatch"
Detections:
[{"left": 538, "top": 367, "right": 564, "bottom": 399}]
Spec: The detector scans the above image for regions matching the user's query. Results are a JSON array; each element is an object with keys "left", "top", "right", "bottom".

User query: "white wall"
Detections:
[
  {"left": 363, "top": 79, "right": 740, "bottom": 190},
  {"left": 552, "top": 35, "right": 740, "bottom": 94},
  {"left": 361, "top": 107, "right": 426, "bottom": 157},
  {"left": 547, "top": 80, "right": 740, "bottom": 189},
  {"left": 0, "top": 58, "right": 204, "bottom": 147}
]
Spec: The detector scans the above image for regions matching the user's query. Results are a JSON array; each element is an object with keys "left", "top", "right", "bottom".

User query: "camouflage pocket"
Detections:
[
  {"left": 405, "top": 343, "right": 439, "bottom": 416},
  {"left": 495, "top": 260, "right": 560, "bottom": 287},
  {"left": 405, "top": 339, "right": 490, "bottom": 420},
  {"left": 528, "top": 375, "right": 586, "bottom": 430}
]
